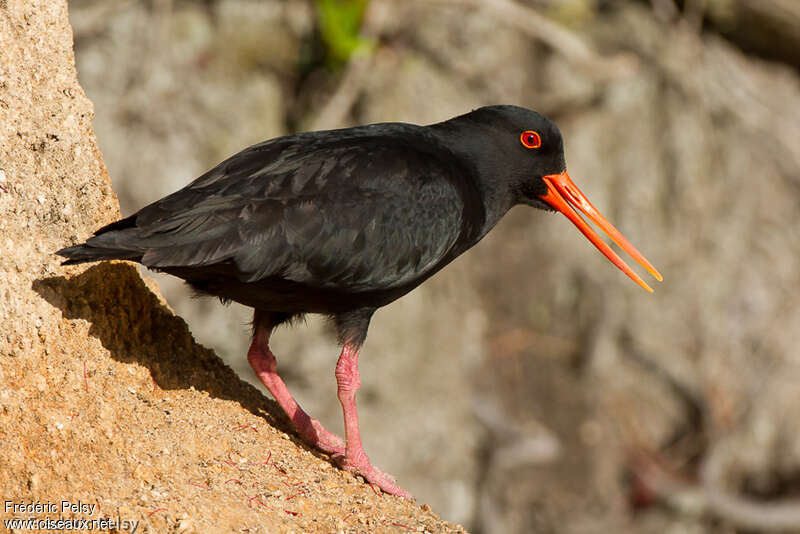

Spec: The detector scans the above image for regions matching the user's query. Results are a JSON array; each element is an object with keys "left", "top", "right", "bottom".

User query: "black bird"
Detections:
[{"left": 58, "top": 105, "right": 661, "bottom": 498}]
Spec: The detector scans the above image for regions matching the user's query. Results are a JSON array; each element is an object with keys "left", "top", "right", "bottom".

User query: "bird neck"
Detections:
[{"left": 427, "top": 122, "right": 518, "bottom": 240}]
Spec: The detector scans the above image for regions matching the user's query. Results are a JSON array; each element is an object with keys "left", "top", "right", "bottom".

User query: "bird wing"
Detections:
[{"left": 99, "top": 128, "right": 477, "bottom": 291}]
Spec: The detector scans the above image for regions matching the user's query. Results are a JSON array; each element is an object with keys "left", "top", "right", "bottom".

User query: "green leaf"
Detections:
[{"left": 314, "top": 0, "right": 374, "bottom": 65}]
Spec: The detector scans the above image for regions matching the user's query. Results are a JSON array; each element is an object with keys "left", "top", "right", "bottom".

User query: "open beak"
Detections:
[{"left": 539, "top": 171, "right": 662, "bottom": 293}]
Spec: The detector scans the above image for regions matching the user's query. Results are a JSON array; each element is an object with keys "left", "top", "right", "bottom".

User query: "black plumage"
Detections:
[
  {"left": 59, "top": 107, "right": 560, "bottom": 332},
  {"left": 58, "top": 105, "right": 660, "bottom": 497}
]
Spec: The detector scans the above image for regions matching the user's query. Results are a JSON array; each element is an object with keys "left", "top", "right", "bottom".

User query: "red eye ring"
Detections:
[{"left": 520, "top": 130, "right": 541, "bottom": 149}]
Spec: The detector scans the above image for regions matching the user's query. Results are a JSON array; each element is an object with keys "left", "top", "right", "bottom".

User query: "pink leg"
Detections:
[
  {"left": 247, "top": 326, "right": 345, "bottom": 455},
  {"left": 334, "top": 344, "right": 412, "bottom": 499}
]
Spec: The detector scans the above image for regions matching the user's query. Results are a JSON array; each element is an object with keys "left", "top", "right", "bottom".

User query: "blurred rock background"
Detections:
[{"left": 68, "top": 0, "right": 800, "bottom": 532}]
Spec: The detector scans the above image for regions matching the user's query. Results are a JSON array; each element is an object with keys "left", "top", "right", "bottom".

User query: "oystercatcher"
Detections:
[{"left": 58, "top": 105, "right": 661, "bottom": 498}]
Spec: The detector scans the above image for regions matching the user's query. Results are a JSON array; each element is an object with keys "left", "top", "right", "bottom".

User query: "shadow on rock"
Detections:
[{"left": 33, "top": 262, "right": 290, "bottom": 433}]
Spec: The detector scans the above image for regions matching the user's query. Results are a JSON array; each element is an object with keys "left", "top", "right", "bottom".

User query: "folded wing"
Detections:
[{"left": 62, "top": 127, "right": 475, "bottom": 292}]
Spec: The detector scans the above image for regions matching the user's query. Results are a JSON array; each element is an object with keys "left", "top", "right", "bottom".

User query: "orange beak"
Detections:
[{"left": 539, "top": 171, "right": 662, "bottom": 293}]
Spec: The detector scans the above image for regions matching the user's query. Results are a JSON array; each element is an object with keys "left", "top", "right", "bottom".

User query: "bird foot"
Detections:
[
  {"left": 298, "top": 419, "right": 411, "bottom": 498},
  {"left": 334, "top": 452, "right": 413, "bottom": 499},
  {"left": 296, "top": 418, "right": 346, "bottom": 456}
]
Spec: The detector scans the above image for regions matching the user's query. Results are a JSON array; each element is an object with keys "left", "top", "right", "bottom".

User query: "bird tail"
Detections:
[
  {"left": 56, "top": 243, "right": 142, "bottom": 265},
  {"left": 56, "top": 214, "right": 144, "bottom": 265}
]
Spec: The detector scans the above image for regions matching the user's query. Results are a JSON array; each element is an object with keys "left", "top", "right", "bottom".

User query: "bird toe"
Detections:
[{"left": 336, "top": 455, "right": 412, "bottom": 499}]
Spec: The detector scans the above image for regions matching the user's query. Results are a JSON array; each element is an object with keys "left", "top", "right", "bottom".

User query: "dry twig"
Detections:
[
  {"left": 312, "top": 0, "right": 639, "bottom": 129},
  {"left": 700, "top": 440, "right": 800, "bottom": 532},
  {"left": 424, "top": 0, "right": 638, "bottom": 79},
  {"left": 635, "top": 442, "right": 800, "bottom": 532}
]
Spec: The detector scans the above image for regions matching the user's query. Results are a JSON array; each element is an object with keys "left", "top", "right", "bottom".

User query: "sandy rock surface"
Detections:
[{"left": 0, "top": 1, "right": 465, "bottom": 532}]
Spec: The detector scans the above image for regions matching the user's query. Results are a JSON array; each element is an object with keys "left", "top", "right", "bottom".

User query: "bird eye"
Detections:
[{"left": 520, "top": 130, "right": 541, "bottom": 149}]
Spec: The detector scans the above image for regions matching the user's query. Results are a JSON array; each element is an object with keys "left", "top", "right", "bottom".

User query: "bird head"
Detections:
[{"left": 437, "top": 105, "right": 662, "bottom": 292}]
